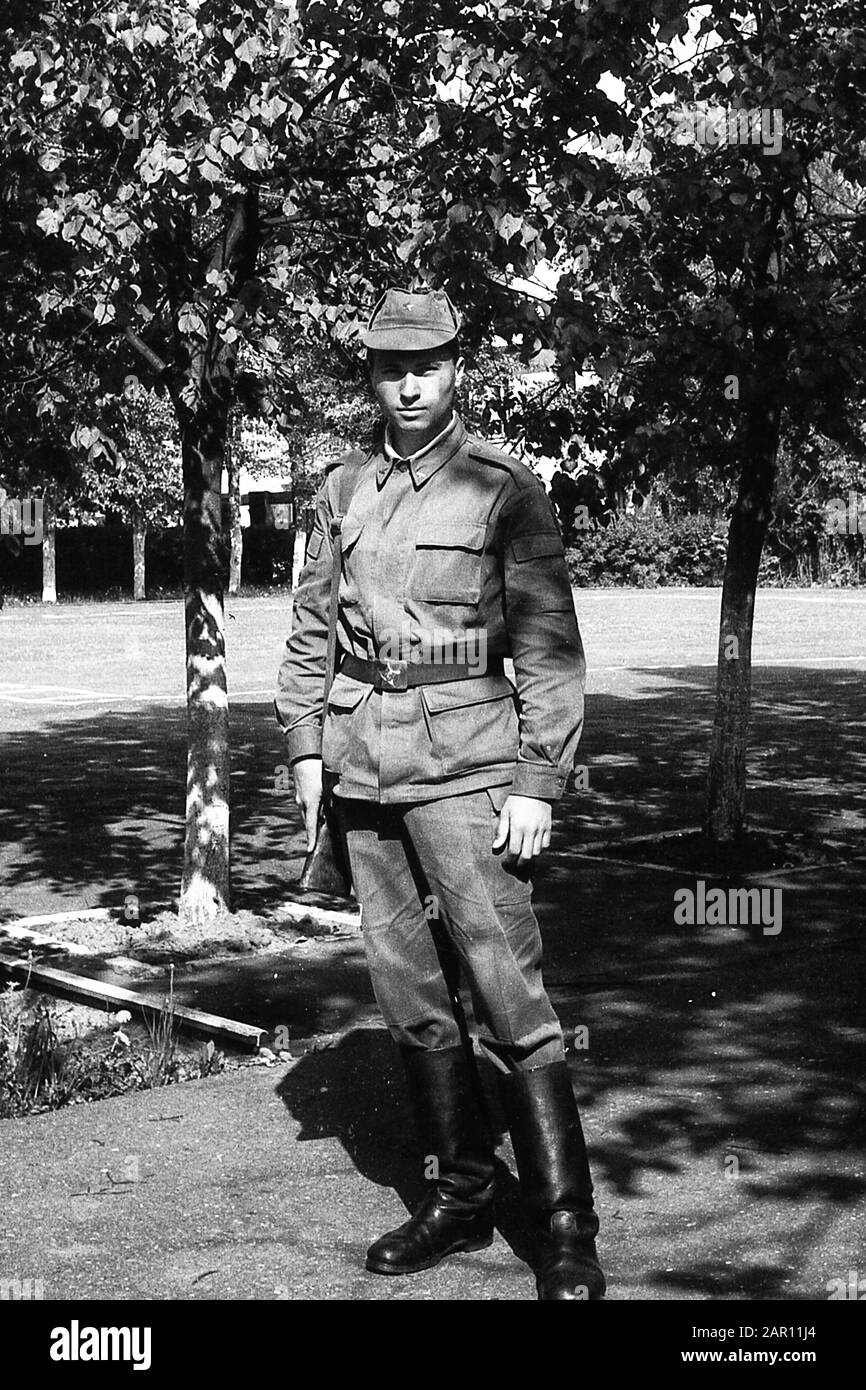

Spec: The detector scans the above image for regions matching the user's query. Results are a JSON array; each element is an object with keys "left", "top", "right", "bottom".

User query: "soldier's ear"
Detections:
[{"left": 453, "top": 354, "right": 466, "bottom": 388}]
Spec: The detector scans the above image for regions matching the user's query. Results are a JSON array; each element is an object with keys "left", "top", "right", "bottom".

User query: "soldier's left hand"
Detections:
[{"left": 492, "top": 795, "right": 552, "bottom": 865}]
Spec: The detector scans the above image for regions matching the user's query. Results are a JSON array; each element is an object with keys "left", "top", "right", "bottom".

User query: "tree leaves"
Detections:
[
  {"left": 142, "top": 23, "right": 170, "bottom": 48},
  {"left": 10, "top": 0, "right": 863, "bottom": 518},
  {"left": 239, "top": 138, "right": 271, "bottom": 171},
  {"left": 198, "top": 154, "right": 224, "bottom": 181},
  {"left": 178, "top": 304, "right": 208, "bottom": 339},
  {"left": 36, "top": 207, "right": 63, "bottom": 235},
  {"left": 235, "top": 35, "right": 263, "bottom": 67}
]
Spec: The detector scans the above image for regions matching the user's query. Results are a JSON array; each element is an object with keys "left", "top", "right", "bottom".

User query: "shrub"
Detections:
[{"left": 566, "top": 513, "right": 728, "bottom": 587}]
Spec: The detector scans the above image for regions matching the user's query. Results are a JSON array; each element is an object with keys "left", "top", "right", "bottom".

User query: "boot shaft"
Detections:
[
  {"left": 501, "top": 1060, "right": 595, "bottom": 1217},
  {"left": 401, "top": 1044, "right": 495, "bottom": 1198}
]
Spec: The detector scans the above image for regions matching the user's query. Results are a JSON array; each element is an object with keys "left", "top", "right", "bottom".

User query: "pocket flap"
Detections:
[
  {"left": 305, "top": 529, "right": 324, "bottom": 561},
  {"left": 417, "top": 522, "right": 486, "bottom": 552},
  {"left": 421, "top": 673, "right": 515, "bottom": 713},
  {"left": 511, "top": 530, "right": 562, "bottom": 562},
  {"left": 326, "top": 671, "right": 370, "bottom": 709}
]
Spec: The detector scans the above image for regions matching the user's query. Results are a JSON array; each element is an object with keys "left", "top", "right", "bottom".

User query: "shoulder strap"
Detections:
[{"left": 323, "top": 452, "right": 368, "bottom": 706}]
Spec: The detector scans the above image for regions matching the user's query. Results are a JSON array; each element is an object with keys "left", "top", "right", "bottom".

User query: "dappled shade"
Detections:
[{"left": 1, "top": 667, "right": 863, "bottom": 1296}]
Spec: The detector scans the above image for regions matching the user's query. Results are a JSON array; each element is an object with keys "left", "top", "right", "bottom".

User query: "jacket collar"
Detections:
[{"left": 376, "top": 412, "right": 465, "bottom": 489}]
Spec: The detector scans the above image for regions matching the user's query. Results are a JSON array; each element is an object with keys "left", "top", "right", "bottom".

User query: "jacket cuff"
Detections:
[
  {"left": 510, "top": 761, "right": 568, "bottom": 801},
  {"left": 285, "top": 726, "right": 323, "bottom": 763}
]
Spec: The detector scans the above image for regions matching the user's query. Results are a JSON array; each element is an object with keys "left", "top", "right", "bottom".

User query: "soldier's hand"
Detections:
[
  {"left": 492, "top": 795, "right": 552, "bottom": 866},
  {"left": 293, "top": 756, "right": 324, "bottom": 850}
]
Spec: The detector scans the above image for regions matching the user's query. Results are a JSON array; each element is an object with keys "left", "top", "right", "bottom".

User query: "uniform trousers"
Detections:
[{"left": 337, "top": 787, "right": 565, "bottom": 1072}]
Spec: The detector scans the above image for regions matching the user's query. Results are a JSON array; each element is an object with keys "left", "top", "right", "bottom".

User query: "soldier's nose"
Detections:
[{"left": 400, "top": 374, "right": 421, "bottom": 398}]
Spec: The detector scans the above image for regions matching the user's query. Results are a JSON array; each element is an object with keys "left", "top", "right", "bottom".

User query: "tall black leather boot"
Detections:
[
  {"left": 366, "top": 1044, "right": 496, "bottom": 1275},
  {"left": 502, "top": 1060, "right": 606, "bottom": 1300}
]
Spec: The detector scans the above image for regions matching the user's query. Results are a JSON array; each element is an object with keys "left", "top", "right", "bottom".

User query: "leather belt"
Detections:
[{"left": 339, "top": 650, "right": 504, "bottom": 692}]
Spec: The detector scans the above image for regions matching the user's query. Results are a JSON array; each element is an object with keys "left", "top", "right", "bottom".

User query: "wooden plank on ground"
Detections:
[
  {"left": 1, "top": 908, "right": 116, "bottom": 929},
  {"left": 0, "top": 923, "right": 102, "bottom": 958},
  {"left": 277, "top": 889, "right": 361, "bottom": 931},
  {"left": 0, "top": 953, "right": 265, "bottom": 1050}
]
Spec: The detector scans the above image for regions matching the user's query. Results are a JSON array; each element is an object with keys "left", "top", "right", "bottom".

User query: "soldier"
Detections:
[{"left": 275, "top": 287, "right": 605, "bottom": 1301}]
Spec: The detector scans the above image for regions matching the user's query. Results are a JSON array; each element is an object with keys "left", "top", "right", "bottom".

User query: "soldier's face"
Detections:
[{"left": 369, "top": 347, "right": 464, "bottom": 442}]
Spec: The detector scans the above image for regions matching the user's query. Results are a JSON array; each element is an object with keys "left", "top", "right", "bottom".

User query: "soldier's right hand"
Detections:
[{"left": 293, "top": 756, "right": 324, "bottom": 850}]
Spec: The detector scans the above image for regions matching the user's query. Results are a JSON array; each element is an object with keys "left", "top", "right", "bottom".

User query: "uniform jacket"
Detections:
[{"left": 275, "top": 414, "right": 586, "bottom": 803}]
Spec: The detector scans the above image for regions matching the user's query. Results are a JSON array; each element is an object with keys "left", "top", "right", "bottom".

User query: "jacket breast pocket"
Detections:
[
  {"left": 419, "top": 675, "right": 518, "bottom": 776},
  {"left": 408, "top": 522, "right": 486, "bottom": 605}
]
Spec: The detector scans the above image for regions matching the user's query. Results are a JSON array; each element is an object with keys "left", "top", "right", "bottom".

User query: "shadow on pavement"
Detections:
[
  {"left": 1, "top": 667, "right": 864, "bottom": 1298},
  {"left": 274, "top": 1028, "right": 537, "bottom": 1269},
  {"left": 1, "top": 667, "right": 863, "bottom": 910}
]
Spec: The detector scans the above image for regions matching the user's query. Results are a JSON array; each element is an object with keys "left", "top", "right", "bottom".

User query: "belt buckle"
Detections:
[{"left": 377, "top": 657, "right": 408, "bottom": 691}]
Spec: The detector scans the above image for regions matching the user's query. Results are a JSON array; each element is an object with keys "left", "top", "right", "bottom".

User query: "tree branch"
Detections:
[
  {"left": 123, "top": 324, "right": 170, "bottom": 376},
  {"left": 78, "top": 304, "right": 171, "bottom": 375}
]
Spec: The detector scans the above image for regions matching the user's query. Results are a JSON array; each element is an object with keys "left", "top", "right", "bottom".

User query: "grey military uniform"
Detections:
[
  {"left": 275, "top": 414, "right": 586, "bottom": 803},
  {"left": 276, "top": 413, "right": 586, "bottom": 1071}
]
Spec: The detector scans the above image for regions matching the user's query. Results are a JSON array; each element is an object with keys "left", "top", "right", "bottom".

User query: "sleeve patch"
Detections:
[{"left": 511, "top": 531, "right": 563, "bottom": 563}]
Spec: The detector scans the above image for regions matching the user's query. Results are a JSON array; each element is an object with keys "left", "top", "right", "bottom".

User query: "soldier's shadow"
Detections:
[{"left": 275, "top": 1027, "right": 539, "bottom": 1271}]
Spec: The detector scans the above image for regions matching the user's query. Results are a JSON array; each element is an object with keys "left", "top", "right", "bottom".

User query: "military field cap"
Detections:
[{"left": 361, "top": 286, "right": 462, "bottom": 351}]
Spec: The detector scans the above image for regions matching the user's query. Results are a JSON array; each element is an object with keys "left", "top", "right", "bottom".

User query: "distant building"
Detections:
[{"left": 220, "top": 421, "right": 293, "bottom": 528}]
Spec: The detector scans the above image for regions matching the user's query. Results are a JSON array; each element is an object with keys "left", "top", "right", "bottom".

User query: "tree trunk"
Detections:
[
  {"left": 41, "top": 491, "right": 56, "bottom": 604},
  {"left": 174, "top": 187, "right": 258, "bottom": 922},
  {"left": 178, "top": 380, "right": 232, "bottom": 923},
  {"left": 227, "top": 414, "right": 243, "bottom": 596},
  {"left": 132, "top": 519, "right": 146, "bottom": 601},
  {"left": 705, "top": 395, "right": 781, "bottom": 842}
]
